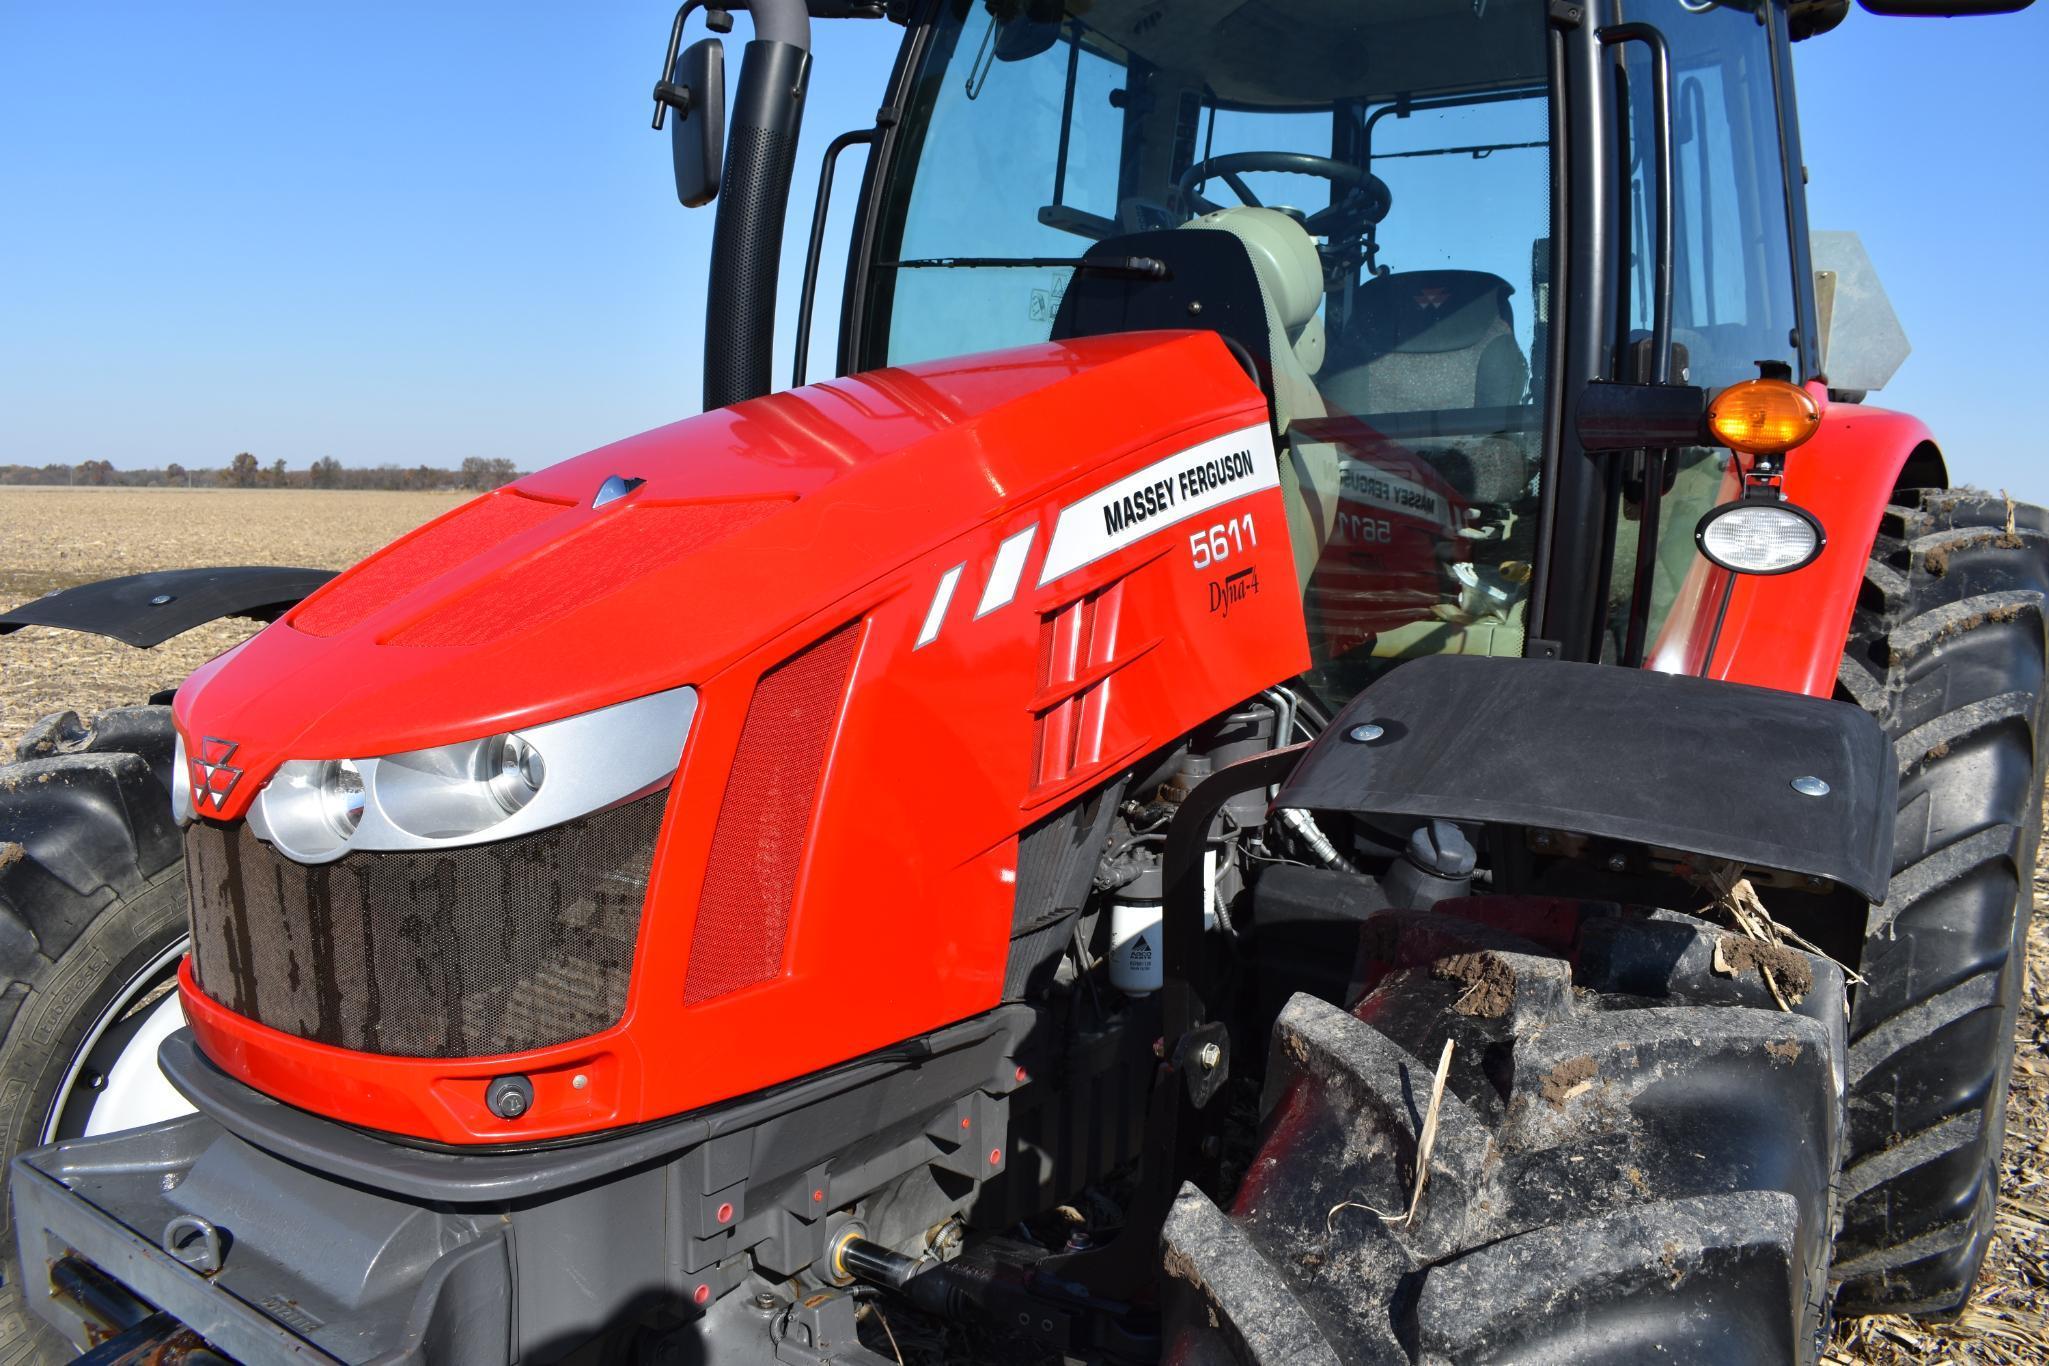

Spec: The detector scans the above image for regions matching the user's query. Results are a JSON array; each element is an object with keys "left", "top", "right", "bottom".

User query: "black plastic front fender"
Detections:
[
  {"left": 1278, "top": 654, "right": 1896, "bottom": 903},
  {"left": 0, "top": 566, "right": 333, "bottom": 649}
]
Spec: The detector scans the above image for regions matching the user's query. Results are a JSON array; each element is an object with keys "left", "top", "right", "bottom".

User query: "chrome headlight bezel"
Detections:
[
  {"left": 171, "top": 731, "right": 193, "bottom": 825},
  {"left": 242, "top": 685, "right": 696, "bottom": 864}
]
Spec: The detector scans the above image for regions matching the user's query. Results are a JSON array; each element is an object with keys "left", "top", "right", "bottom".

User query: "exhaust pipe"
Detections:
[{"left": 704, "top": 0, "right": 812, "bottom": 409}]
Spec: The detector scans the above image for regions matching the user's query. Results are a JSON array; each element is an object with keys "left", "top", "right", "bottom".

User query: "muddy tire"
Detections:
[
  {"left": 0, "top": 706, "right": 189, "bottom": 1363},
  {"left": 1831, "top": 490, "right": 2049, "bottom": 1316},
  {"left": 1163, "top": 899, "right": 1846, "bottom": 1364}
]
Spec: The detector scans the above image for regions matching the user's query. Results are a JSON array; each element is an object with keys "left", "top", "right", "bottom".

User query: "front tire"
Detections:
[
  {"left": 1163, "top": 899, "right": 1847, "bottom": 1363},
  {"left": 1832, "top": 490, "right": 2049, "bottom": 1316},
  {"left": 0, "top": 707, "right": 191, "bottom": 1362}
]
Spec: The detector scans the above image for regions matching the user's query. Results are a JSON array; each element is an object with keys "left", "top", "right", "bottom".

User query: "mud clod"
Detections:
[
  {"left": 1435, "top": 951, "right": 1516, "bottom": 1019},
  {"left": 1540, "top": 1055, "right": 1597, "bottom": 1107},
  {"left": 0, "top": 841, "right": 21, "bottom": 871},
  {"left": 1764, "top": 1038, "right": 1802, "bottom": 1064},
  {"left": 1712, "top": 936, "right": 1814, "bottom": 1004},
  {"left": 1924, "top": 740, "right": 1952, "bottom": 763},
  {"left": 1936, "top": 601, "right": 2029, "bottom": 643},
  {"left": 1923, "top": 529, "right": 2027, "bottom": 578}
]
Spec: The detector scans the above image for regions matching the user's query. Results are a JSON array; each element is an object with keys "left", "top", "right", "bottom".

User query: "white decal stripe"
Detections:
[
  {"left": 916, "top": 563, "right": 964, "bottom": 648},
  {"left": 1037, "top": 423, "right": 1279, "bottom": 586},
  {"left": 976, "top": 527, "right": 1037, "bottom": 618}
]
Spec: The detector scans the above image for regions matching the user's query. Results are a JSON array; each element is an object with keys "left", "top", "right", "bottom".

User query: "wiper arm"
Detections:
[{"left": 883, "top": 255, "right": 1169, "bottom": 279}]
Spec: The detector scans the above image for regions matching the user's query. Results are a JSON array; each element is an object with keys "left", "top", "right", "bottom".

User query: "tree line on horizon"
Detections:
[{"left": 0, "top": 454, "right": 522, "bottom": 491}]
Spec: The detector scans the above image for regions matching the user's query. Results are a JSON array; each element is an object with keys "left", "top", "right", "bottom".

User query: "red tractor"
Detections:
[{"left": 0, "top": 0, "right": 2038, "bottom": 1361}]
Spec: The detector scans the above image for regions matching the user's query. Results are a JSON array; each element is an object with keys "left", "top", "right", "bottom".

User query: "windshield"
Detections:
[{"left": 864, "top": 0, "right": 1555, "bottom": 709}]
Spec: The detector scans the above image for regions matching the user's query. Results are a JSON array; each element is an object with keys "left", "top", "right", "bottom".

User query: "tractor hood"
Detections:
[{"left": 172, "top": 330, "right": 1268, "bottom": 820}]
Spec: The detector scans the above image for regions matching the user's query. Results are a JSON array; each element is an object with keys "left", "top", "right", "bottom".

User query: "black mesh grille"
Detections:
[{"left": 184, "top": 794, "right": 664, "bottom": 1058}]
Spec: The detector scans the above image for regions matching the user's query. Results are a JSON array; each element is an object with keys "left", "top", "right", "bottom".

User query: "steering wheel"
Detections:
[{"left": 1177, "top": 151, "right": 1392, "bottom": 240}]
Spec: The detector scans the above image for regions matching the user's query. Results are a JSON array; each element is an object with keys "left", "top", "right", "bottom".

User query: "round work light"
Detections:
[{"left": 1696, "top": 498, "right": 1826, "bottom": 575}]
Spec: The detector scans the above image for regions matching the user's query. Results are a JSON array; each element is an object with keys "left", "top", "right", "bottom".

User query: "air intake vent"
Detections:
[
  {"left": 1032, "top": 580, "right": 1125, "bottom": 789},
  {"left": 388, "top": 499, "right": 788, "bottom": 647},
  {"left": 292, "top": 492, "right": 565, "bottom": 637},
  {"left": 185, "top": 793, "right": 664, "bottom": 1058},
  {"left": 683, "top": 622, "right": 862, "bottom": 1004}
]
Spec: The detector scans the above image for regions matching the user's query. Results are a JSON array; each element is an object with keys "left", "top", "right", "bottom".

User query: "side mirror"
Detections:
[
  {"left": 1858, "top": 0, "right": 2031, "bottom": 14},
  {"left": 993, "top": 0, "right": 1065, "bottom": 61},
  {"left": 1810, "top": 230, "right": 1909, "bottom": 398},
  {"left": 995, "top": 20, "right": 1062, "bottom": 62},
  {"left": 663, "top": 38, "right": 726, "bottom": 208}
]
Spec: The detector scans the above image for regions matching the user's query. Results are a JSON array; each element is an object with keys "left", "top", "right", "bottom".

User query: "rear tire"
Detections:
[
  {"left": 1163, "top": 899, "right": 1847, "bottom": 1363},
  {"left": 0, "top": 706, "right": 190, "bottom": 1363},
  {"left": 1831, "top": 489, "right": 2049, "bottom": 1316}
]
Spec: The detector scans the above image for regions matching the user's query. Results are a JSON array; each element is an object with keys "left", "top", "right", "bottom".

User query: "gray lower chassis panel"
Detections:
[
  {"left": 13, "top": 1115, "right": 511, "bottom": 1364},
  {"left": 14, "top": 1153, "right": 344, "bottom": 1362},
  {"left": 10, "top": 1008, "right": 1052, "bottom": 1363}
]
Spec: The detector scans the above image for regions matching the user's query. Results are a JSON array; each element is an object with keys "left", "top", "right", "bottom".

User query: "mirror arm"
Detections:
[{"left": 653, "top": 4, "right": 732, "bottom": 129}]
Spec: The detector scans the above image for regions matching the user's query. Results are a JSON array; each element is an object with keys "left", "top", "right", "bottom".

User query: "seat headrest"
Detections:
[
  {"left": 1181, "top": 207, "right": 1324, "bottom": 333},
  {"left": 1353, "top": 270, "right": 1516, "bottom": 355}
]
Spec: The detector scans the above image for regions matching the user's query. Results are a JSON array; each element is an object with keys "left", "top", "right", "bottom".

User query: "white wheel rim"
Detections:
[{"left": 42, "top": 939, "right": 197, "bottom": 1144}]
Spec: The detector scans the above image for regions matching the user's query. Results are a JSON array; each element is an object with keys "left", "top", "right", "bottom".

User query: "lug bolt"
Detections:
[
  {"left": 1198, "top": 1042, "right": 1222, "bottom": 1070},
  {"left": 1348, "top": 723, "right": 1385, "bottom": 743},
  {"left": 1791, "top": 775, "right": 1830, "bottom": 797}
]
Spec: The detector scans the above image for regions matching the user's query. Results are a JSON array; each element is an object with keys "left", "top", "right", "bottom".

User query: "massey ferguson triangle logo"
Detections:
[{"left": 191, "top": 738, "right": 243, "bottom": 813}]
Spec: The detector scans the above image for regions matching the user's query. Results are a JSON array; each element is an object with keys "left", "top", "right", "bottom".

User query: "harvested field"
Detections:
[
  {"left": 0, "top": 487, "right": 464, "bottom": 740},
  {"left": 0, "top": 487, "right": 2042, "bottom": 1361}
]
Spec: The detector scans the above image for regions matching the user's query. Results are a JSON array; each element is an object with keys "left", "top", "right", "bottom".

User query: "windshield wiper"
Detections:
[{"left": 883, "top": 255, "right": 1169, "bottom": 279}]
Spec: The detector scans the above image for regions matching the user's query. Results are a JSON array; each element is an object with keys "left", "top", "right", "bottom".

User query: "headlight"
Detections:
[
  {"left": 319, "top": 759, "right": 366, "bottom": 837},
  {"left": 1695, "top": 498, "right": 1825, "bottom": 576},
  {"left": 484, "top": 733, "right": 546, "bottom": 813},
  {"left": 246, "top": 686, "right": 695, "bottom": 863}
]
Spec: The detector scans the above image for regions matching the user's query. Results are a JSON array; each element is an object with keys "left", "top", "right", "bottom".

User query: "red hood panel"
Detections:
[{"left": 172, "top": 332, "right": 1259, "bottom": 817}]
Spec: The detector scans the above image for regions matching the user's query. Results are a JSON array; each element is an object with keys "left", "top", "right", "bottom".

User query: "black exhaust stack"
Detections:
[{"left": 704, "top": 2, "right": 811, "bottom": 409}]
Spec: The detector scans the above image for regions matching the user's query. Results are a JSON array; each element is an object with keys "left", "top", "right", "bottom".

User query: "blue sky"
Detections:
[{"left": 1, "top": 3, "right": 2042, "bottom": 497}]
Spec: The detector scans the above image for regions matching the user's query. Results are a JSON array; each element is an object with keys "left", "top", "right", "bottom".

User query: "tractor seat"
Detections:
[
  {"left": 1047, "top": 210, "right": 1338, "bottom": 591},
  {"left": 1174, "top": 207, "right": 1329, "bottom": 431},
  {"left": 1319, "top": 270, "right": 1528, "bottom": 415}
]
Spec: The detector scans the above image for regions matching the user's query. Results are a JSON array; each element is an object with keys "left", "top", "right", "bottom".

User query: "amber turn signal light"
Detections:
[{"left": 1706, "top": 379, "right": 1821, "bottom": 456}]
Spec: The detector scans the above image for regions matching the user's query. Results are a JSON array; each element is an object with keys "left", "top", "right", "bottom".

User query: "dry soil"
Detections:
[{"left": 0, "top": 487, "right": 464, "bottom": 740}]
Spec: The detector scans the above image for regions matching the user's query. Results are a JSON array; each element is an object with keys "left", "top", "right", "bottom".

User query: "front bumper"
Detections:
[
  {"left": 13, "top": 1110, "right": 509, "bottom": 1364},
  {"left": 14, "top": 1014, "right": 1031, "bottom": 1363}
]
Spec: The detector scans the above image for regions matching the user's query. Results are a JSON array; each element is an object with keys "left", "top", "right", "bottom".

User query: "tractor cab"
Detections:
[
  {"left": 861, "top": 0, "right": 1554, "bottom": 707},
  {"left": 672, "top": 0, "right": 1831, "bottom": 709}
]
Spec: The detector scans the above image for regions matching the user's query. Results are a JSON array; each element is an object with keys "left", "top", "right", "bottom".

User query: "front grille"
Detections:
[{"left": 184, "top": 794, "right": 665, "bottom": 1058}]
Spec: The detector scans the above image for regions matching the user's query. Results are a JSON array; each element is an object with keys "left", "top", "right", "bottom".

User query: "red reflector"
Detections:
[{"left": 683, "top": 622, "right": 862, "bottom": 1003}]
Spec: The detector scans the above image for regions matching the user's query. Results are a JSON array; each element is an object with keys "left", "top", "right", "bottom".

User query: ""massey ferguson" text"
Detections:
[{"left": 1101, "top": 447, "right": 1259, "bottom": 535}]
